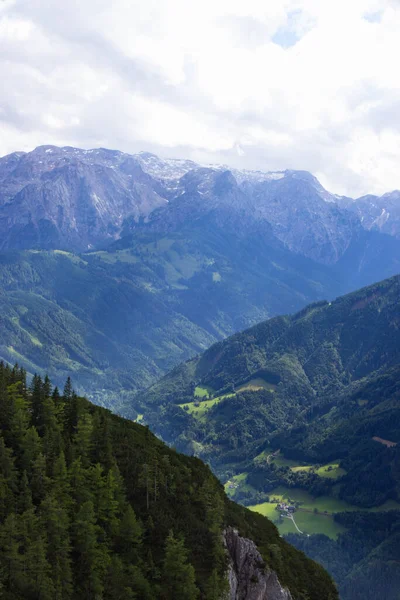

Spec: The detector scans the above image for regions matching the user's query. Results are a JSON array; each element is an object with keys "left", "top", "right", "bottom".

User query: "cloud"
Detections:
[{"left": 0, "top": 0, "right": 399, "bottom": 196}]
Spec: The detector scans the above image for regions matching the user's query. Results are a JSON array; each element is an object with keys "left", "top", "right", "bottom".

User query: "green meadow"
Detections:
[
  {"left": 249, "top": 486, "right": 400, "bottom": 539},
  {"left": 181, "top": 378, "right": 276, "bottom": 420}
]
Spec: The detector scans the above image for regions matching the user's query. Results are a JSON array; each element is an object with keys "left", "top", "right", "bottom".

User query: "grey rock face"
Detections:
[
  {"left": 339, "top": 191, "right": 400, "bottom": 239},
  {"left": 0, "top": 146, "right": 168, "bottom": 251},
  {"left": 244, "top": 174, "right": 360, "bottom": 265},
  {"left": 224, "top": 528, "right": 293, "bottom": 600},
  {"left": 1, "top": 144, "right": 395, "bottom": 266}
]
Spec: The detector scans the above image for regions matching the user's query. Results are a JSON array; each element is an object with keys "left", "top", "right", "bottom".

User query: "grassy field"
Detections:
[
  {"left": 249, "top": 499, "right": 346, "bottom": 539},
  {"left": 194, "top": 386, "right": 214, "bottom": 398},
  {"left": 315, "top": 463, "right": 347, "bottom": 479},
  {"left": 253, "top": 449, "right": 346, "bottom": 479},
  {"left": 180, "top": 397, "right": 223, "bottom": 419},
  {"left": 249, "top": 486, "right": 400, "bottom": 539},
  {"left": 224, "top": 473, "right": 255, "bottom": 498},
  {"left": 180, "top": 385, "right": 236, "bottom": 419},
  {"left": 180, "top": 379, "right": 278, "bottom": 421},
  {"left": 278, "top": 512, "right": 347, "bottom": 537}
]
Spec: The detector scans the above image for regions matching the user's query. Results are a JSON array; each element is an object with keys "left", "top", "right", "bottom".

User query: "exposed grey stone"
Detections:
[{"left": 224, "top": 527, "right": 293, "bottom": 600}]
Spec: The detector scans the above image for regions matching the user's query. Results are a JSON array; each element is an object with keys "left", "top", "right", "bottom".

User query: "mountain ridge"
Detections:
[{"left": 1, "top": 144, "right": 399, "bottom": 265}]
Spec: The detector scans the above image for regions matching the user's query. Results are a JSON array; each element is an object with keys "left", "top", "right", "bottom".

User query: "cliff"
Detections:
[{"left": 225, "top": 528, "right": 292, "bottom": 600}]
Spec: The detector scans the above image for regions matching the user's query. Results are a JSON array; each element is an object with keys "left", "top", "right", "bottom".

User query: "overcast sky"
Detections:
[{"left": 1, "top": 0, "right": 399, "bottom": 196}]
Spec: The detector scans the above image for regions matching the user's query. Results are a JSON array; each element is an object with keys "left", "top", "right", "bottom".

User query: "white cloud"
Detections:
[{"left": 0, "top": 0, "right": 399, "bottom": 196}]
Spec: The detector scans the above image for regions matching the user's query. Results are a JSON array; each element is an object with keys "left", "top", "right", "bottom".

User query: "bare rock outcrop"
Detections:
[{"left": 224, "top": 527, "right": 293, "bottom": 600}]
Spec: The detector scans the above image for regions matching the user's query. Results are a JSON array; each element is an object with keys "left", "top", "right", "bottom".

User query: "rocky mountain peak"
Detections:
[{"left": 0, "top": 144, "right": 398, "bottom": 265}]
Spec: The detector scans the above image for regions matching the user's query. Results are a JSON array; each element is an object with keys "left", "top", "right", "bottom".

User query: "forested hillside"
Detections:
[
  {"left": 139, "top": 275, "right": 400, "bottom": 600},
  {"left": 0, "top": 362, "right": 337, "bottom": 600},
  {"left": 141, "top": 274, "right": 400, "bottom": 465}
]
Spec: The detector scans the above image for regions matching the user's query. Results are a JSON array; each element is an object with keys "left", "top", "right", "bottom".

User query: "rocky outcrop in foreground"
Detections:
[{"left": 224, "top": 527, "right": 293, "bottom": 600}]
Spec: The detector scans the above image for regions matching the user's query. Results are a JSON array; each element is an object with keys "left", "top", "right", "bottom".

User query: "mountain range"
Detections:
[
  {"left": 0, "top": 145, "right": 399, "bottom": 262},
  {"left": 1, "top": 144, "right": 400, "bottom": 599},
  {"left": 1, "top": 146, "right": 400, "bottom": 405}
]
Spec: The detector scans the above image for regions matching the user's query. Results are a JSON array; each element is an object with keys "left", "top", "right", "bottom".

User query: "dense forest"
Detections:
[{"left": 0, "top": 362, "right": 337, "bottom": 599}]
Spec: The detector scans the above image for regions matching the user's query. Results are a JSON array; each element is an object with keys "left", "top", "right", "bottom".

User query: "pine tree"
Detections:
[
  {"left": 116, "top": 504, "right": 142, "bottom": 563},
  {"left": 68, "top": 457, "right": 91, "bottom": 507},
  {"left": 91, "top": 413, "right": 114, "bottom": 471},
  {"left": 73, "top": 410, "right": 93, "bottom": 467},
  {"left": 52, "top": 451, "right": 71, "bottom": 508},
  {"left": 18, "top": 470, "right": 33, "bottom": 513},
  {"left": 8, "top": 381, "right": 31, "bottom": 452},
  {"left": 0, "top": 508, "right": 54, "bottom": 599},
  {"left": 42, "top": 396, "right": 64, "bottom": 471},
  {"left": 205, "top": 568, "right": 228, "bottom": 600},
  {"left": 30, "top": 374, "right": 45, "bottom": 431},
  {"left": 63, "top": 377, "right": 73, "bottom": 402},
  {"left": 0, "top": 436, "right": 17, "bottom": 519},
  {"left": 162, "top": 531, "right": 199, "bottom": 600},
  {"left": 40, "top": 494, "right": 73, "bottom": 600},
  {"left": 73, "top": 500, "right": 110, "bottom": 599},
  {"left": 30, "top": 452, "right": 50, "bottom": 504},
  {"left": 21, "top": 426, "right": 42, "bottom": 474}
]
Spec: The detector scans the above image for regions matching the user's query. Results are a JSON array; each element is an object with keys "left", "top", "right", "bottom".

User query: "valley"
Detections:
[
  {"left": 0, "top": 145, "right": 400, "bottom": 599},
  {"left": 141, "top": 274, "right": 400, "bottom": 600},
  {"left": 3, "top": 0, "right": 400, "bottom": 596},
  {"left": 225, "top": 459, "right": 400, "bottom": 539}
]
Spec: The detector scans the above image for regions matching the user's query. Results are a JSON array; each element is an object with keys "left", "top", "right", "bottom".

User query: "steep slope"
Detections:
[
  {"left": 139, "top": 275, "right": 400, "bottom": 600},
  {"left": 0, "top": 146, "right": 168, "bottom": 251},
  {"left": 141, "top": 274, "right": 400, "bottom": 420},
  {"left": 340, "top": 191, "right": 400, "bottom": 239},
  {"left": 141, "top": 274, "right": 400, "bottom": 504},
  {"left": 1, "top": 145, "right": 400, "bottom": 408},
  {"left": 0, "top": 363, "right": 337, "bottom": 600}
]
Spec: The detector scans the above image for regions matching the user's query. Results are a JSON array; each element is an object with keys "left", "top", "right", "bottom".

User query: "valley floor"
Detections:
[{"left": 224, "top": 464, "right": 400, "bottom": 539}]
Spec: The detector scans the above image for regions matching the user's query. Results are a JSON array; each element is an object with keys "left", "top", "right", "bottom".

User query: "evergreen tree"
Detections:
[
  {"left": 116, "top": 504, "right": 142, "bottom": 563},
  {"left": 40, "top": 494, "right": 73, "bottom": 600},
  {"left": 63, "top": 377, "right": 73, "bottom": 402},
  {"left": 73, "top": 500, "right": 110, "bottom": 599},
  {"left": 52, "top": 451, "right": 71, "bottom": 508},
  {"left": 21, "top": 426, "right": 42, "bottom": 474},
  {"left": 73, "top": 410, "right": 93, "bottom": 467},
  {"left": 161, "top": 531, "right": 199, "bottom": 600},
  {"left": 18, "top": 470, "right": 33, "bottom": 513},
  {"left": 30, "top": 452, "right": 50, "bottom": 504},
  {"left": 0, "top": 436, "right": 17, "bottom": 519}
]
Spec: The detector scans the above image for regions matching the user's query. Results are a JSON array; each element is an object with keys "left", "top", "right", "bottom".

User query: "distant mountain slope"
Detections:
[
  {"left": 1, "top": 145, "right": 400, "bottom": 406},
  {"left": 339, "top": 190, "right": 400, "bottom": 239},
  {"left": 0, "top": 363, "right": 337, "bottom": 600},
  {"left": 0, "top": 146, "right": 168, "bottom": 251},
  {"left": 0, "top": 221, "right": 341, "bottom": 406},
  {"left": 140, "top": 275, "right": 400, "bottom": 600},
  {"left": 141, "top": 274, "right": 400, "bottom": 415},
  {"left": 141, "top": 274, "right": 400, "bottom": 507},
  {"left": 1, "top": 144, "right": 400, "bottom": 270}
]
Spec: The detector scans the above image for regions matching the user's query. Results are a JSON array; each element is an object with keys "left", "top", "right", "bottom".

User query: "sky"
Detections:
[{"left": 0, "top": 0, "right": 400, "bottom": 197}]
